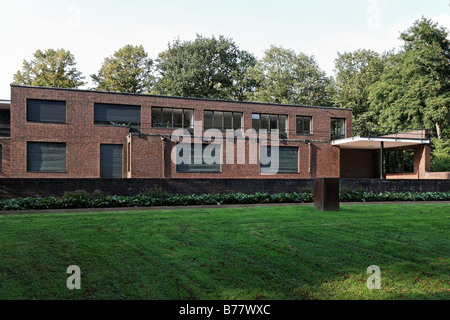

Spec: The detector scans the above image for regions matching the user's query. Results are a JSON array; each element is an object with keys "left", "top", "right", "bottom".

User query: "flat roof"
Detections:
[
  {"left": 10, "top": 84, "right": 352, "bottom": 111},
  {"left": 331, "top": 136, "right": 430, "bottom": 149},
  {"left": 0, "top": 99, "right": 10, "bottom": 110}
]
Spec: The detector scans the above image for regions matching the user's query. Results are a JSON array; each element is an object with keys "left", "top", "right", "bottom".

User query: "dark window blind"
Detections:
[
  {"left": 27, "top": 99, "right": 66, "bottom": 123},
  {"left": 100, "top": 144, "right": 123, "bottom": 178},
  {"left": 94, "top": 103, "right": 141, "bottom": 124},
  {"left": 27, "top": 142, "right": 66, "bottom": 172},
  {"left": 176, "top": 144, "right": 221, "bottom": 173},
  {"left": 260, "top": 146, "right": 298, "bottom": 174}
]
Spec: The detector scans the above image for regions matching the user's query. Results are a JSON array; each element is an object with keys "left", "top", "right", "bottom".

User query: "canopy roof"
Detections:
[{"left": 331, "top": 136, "right": 430, "bottom": 149}]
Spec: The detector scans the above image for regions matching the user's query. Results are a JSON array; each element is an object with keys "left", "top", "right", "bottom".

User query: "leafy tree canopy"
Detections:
[
  {"left": 12, "top": 48, "right": 85, "bottom": 88},
  {"left": 333, "top": 49, "right": 390, "bottom": 132},
  {"left": 369, "top": 17, "right": 450, "bottom": 139},
  {"left": 246, "top": 45, "right": 333, "bottom": 106},
  {"left": 154, "top": 34, "right": 257, "bottom": 101},
  {"left": 91, "top": 44, "right": 154, "bottom": 94}
]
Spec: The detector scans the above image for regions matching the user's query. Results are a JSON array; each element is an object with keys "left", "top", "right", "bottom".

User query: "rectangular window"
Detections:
[
  {"left": 252, "top": 113, "right": 288, "bottom": 137},
  {"left": 100, "top": 144, "right": 123, "bottom": 178},
  {"left": 260, "top": 146, "right": 298, "bottom": 174},
  {"left": 203, "top": 110, "right": 243, "bottom": 130},
  {"left": 94, "top": 103, "right": 140, "bottom": 126},
  {"left": 385, "top": 149, "right": 414, "bottom": 173},
  {"left": 331, "top": 118, "right": 346, "bottom": 140},
  {"left": 27, "top": 99, "right": 66, "bottom": 123},
  {"left": 233, "top": 112, "right": 242, "bottom": 130},
  {"left": 151, "top": 107, "right": 194, "bottom": 129},
  {"left": 27, "top": 142, "right": 66, "bottom": 173},
  {"left": 176, "top": 144, "right": 221, "bottom": 173},
  {"left": 296, "top": 116, "right": 312, "bottom": 135}
]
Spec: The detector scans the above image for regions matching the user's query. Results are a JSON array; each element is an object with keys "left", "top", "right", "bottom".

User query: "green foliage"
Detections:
[
  {"left": 431, "top": 136, "right": 450, "bottom": 171},
  {"left": 12, "top": 48, "right": 85, "bottom": 88},
  {"left": 139, "top": 186, "right": 172, "bottom": 198},
  {"left": 0, "top": 191, "right": 448, "bottom": 211},
  {"left": 246, "top": 45, "right": 333, "bottom": 106},
  {"left": 332, "top": 49, "right": 390, "bottom": 132},
  {"left": 368, "top": 17, "right": 450, "bottom": 139},
  {"left": 91, "top": 44, "right": 154, "bottom": 93},
  {"left": 154, "top": 34, "right": 257, "bottom": 101}
]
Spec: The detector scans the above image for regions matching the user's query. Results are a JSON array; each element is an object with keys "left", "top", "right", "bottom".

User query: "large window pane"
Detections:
[
  {"left": 204, "top": 111, "right": 213, "bottom": 129},
  {"left": 27, "top": 99, "right": 66, "bottom": 123},
  {"left": 27, "top": 142, "right": 66, "bottom": 173},
  {"left": 279, "top": 115, "right": 287, "bottom": 134},
  {"left": 214, "top": 111, "right": 223, "bottom": 130},
  {"left": 162, "top": 108, "right": 173, "bottom": 127},
  {"left": 94, "top": 103, "right": 140, "bottom": 125},
  {"left": 331, "top": 118, "right": 345, "bottom": 139},
  {"left": 296, "top": 116, "right": 312, "bottom": 134},
  {"left": 223, "top": 112, "right": 233, "bottom": 129},
  {"left": 260, "top": 146, "right": 298, "bottom": 174},
  {"left": 100, "top": 144, "right": 123, "bottom": 178},
  {"left": 151, "top": 107, "right": 162, "bottom": 127},
  {"left": 252, "top": 114, "right": 260, "bottom": 131},
  {"left": 184, "top": 109, "right": 194, "bottom": 129},
  {"left": 173, "top": 108, "right": 183, "bottom": 128},
  {"left": 261, "top": 114, "right": 270, "bottom": 132},
  {"left": 270, "top": 115, "right": 278, "bottom": 131},
  {"left": 153, "top": 107, "right": 194, "bottom": 129},
  {"left": 176, "top": 144, "right": 221, "bottom": 173},
  {"left": 385, "top": 149, "right": 414, "bottom": 173},
  {"left": 233, "top": 113, "right": 242, "bottom": 130}
]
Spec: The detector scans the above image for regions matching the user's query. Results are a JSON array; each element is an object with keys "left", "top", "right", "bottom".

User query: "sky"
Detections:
[{"left": 0, "top": 0, "right": 449, "bottom": 99}]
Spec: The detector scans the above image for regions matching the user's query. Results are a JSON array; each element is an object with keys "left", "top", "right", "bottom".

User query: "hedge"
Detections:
[{"left": 0, "top": 191, "right": 449, "bottom": 211}]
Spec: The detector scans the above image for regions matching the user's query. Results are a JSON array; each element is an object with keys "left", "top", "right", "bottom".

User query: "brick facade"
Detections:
[{"left": 8, "top": 85, "right": 352, "bottom": 179}]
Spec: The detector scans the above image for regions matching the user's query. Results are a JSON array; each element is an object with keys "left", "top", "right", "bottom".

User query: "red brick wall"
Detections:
[
  {"left": 340, "top": 149, "right": 378, "bottom": 178},
  {"left": 0, "top": 139, "right": 10, "bottom": 178},
  {"left": 8, "top": 85, "right": 352, "bottom": 178}
]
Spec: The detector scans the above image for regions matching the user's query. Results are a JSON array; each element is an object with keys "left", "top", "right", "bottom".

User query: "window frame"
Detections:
[
  {"left": 252, "top": 113, "right": 288, "bottom": 136},
  {"left": 26, "top": 142, "right": 67, "bottom": 173},
  {"left": 331, "top": 118, "right": 346, "bottom": 140},
  {"left": 260, "top": 145, "right": 299, "bottom": 174},
  {"left": 385, "top": 149, "right": 415, "bottom": 174},
  {"left": 26, "top": 99, "right": 67, "bottom": 124},
  {"left": 100, "top": 144, "right": 124, "bottom": 178},
  {"left": 94, "top": 103, "right": 141, "bottom": 127},
  {"left": 296, "top": 116, "right": 312, "bottom": 135},
  {"left": 151, "top": 107, "right": 194, "bottom": 129},
  {"left": 203, "top": 110, "right": 243, "bottom": 131},
  {"left": 176, "top": 143, "right": 222, "bottom": 173}
]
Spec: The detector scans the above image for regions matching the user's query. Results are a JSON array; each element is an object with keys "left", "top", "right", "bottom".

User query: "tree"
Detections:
[
  {"left": 368, "top": 17, "right": 450, "bottom": 139},
  {"left": 332, "top": 49, "right": 390, "bottom": 132},
  {"left": 91, "top": 45, "right": 154, "bottom": 94},
  {"left": 154, "top": 35, "right": 257, "bottom": 100},
  {"left": 13, "top": 48, "right": 85, "bottom": 88},
  {"left": 246, "top": 45, "right": 333, "bottom": 106}
]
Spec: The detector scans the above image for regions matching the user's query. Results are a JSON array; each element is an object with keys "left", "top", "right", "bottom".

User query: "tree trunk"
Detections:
[{"left": 435, "top": 122, "right": 442, "bottom": 140}]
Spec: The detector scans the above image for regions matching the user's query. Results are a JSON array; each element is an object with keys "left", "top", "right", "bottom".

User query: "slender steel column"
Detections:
[{"left": 380, "top": 141, "right": 384, "bottom": 179}]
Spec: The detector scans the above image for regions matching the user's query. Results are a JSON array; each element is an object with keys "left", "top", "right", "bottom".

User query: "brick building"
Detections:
[{"left": 0, "top": 85, "right": 444, "bottom": 180}]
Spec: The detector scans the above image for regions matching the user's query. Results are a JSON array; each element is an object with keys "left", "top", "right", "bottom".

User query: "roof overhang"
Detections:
[
  {"left": 0, "top": 100, "right": 10, "bottom": 110},
  {"left": 331, "top": 136, "right": 430, "bottom": 149}
]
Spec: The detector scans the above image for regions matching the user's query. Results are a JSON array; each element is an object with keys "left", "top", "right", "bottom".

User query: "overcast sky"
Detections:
[{"left": 0, "top": 0, "right": 449, "bottom": 99}]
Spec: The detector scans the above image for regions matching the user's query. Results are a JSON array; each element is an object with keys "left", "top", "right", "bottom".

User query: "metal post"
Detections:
[{"left": 380, "top": 141, "right": 384, "bottom": 179}]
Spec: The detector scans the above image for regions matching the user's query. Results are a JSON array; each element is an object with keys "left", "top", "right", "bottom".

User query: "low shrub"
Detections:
[
  {"left": 139, "top": 186, "right": 172, "bottom": 199},
  {"left": 0, "top": 191, "right": 448, "bottom": 211}
]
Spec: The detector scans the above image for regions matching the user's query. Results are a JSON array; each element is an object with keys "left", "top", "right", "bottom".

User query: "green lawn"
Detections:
[{"left": 0, "top": 204, "right": 449, "bottom": 300}]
